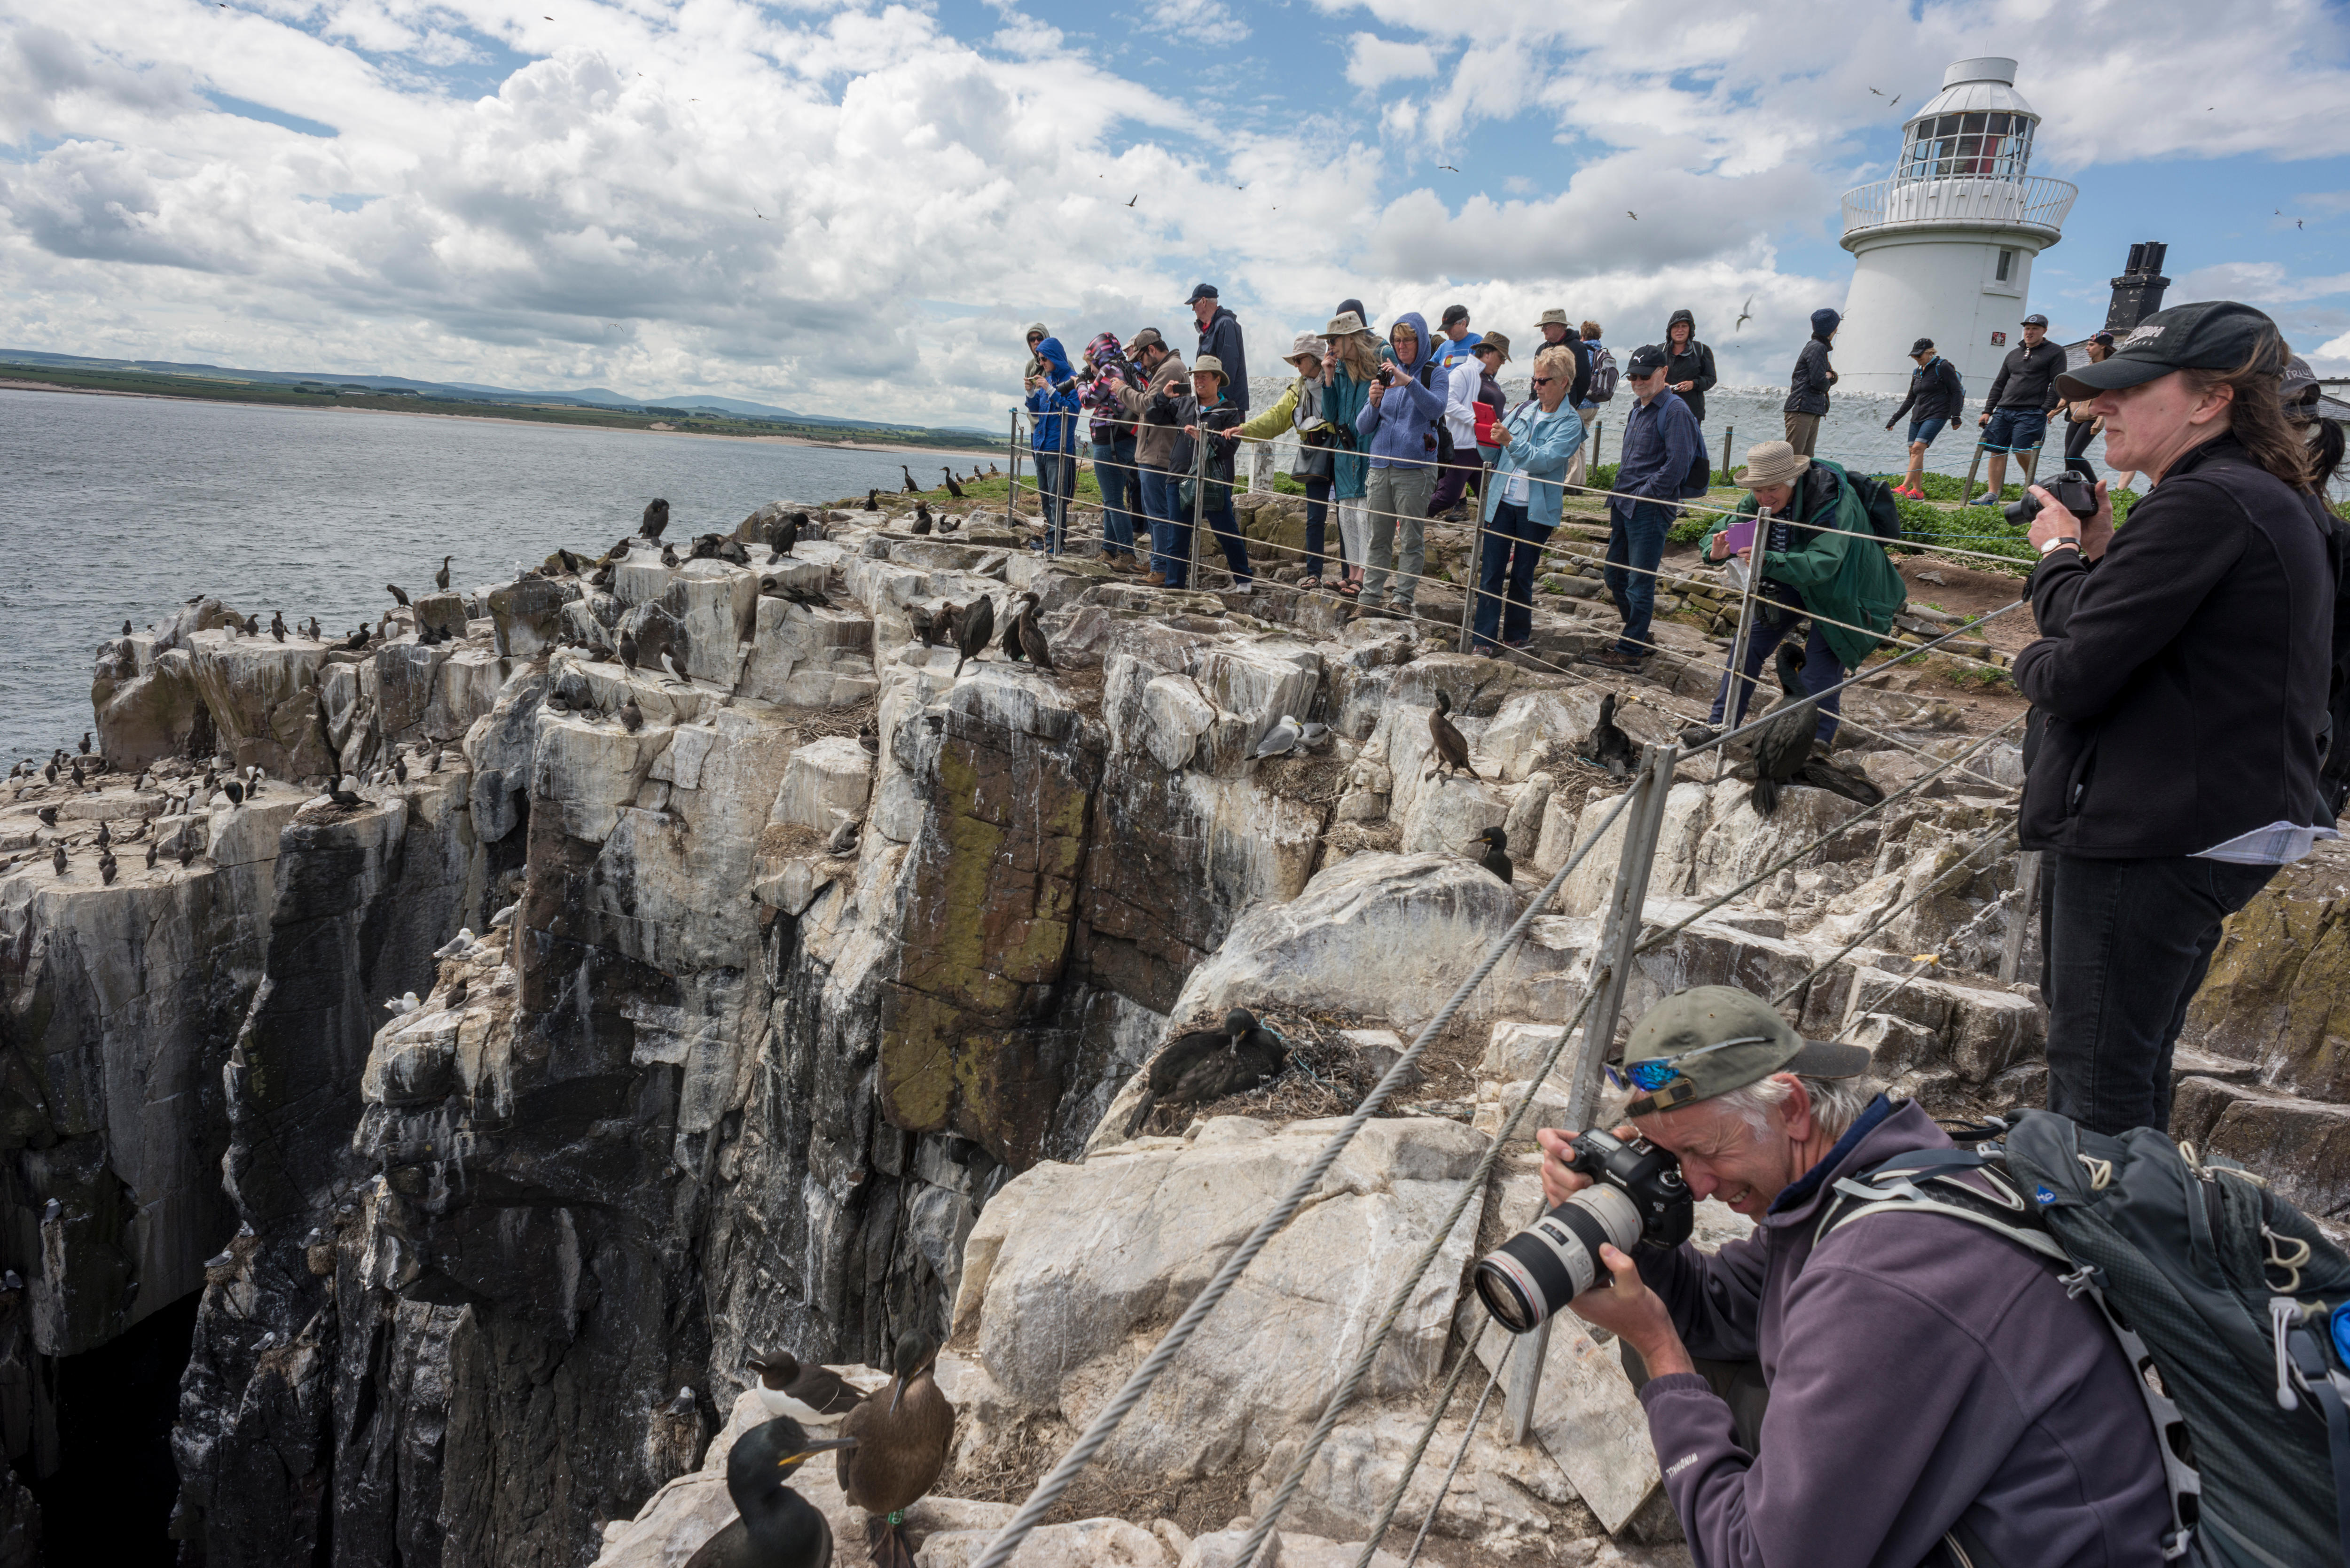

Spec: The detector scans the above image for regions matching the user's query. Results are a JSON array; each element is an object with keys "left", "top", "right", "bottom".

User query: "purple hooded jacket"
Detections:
[{"left": 1636, "top": 1097, "right": 2172, "bottom": 1568}]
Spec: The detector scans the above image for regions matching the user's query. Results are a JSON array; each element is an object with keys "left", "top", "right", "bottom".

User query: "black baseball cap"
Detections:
[
  {"left": 1187, "top": 283, "right": 1219, "bottom": 303},
  {"left": 1441, "top": 303, "right": 1470, "bottom": 327},
  {"left": 1627, "top": 343, "right": 1670, "bottom": 376},
  {"left": 1909, "top": 337, "right": 1935, "bottom": 355},
  {"left": 2056, "top": 299, "right": 2287, "bottom": 398},
  {"left": 2021, "top": 313, "right": 2049, "bottom": 327}
]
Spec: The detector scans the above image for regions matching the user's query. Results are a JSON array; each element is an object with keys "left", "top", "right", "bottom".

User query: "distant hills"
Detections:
[{"left": 0, "top": 349, "right": 993, "bottom": 436}]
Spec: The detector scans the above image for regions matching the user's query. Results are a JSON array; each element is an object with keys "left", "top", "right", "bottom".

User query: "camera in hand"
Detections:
[
  {"left": 1473, "top": 1128, "right": 1693, "bottom": 1334},
  {"left": 2003, "top": 468, "right": 2099, "bottom": 525}
]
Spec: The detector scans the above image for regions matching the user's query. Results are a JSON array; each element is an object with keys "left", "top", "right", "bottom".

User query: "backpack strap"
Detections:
[{"left": 2278, "top": 1303, "right": 2350, "bottom": 1565}]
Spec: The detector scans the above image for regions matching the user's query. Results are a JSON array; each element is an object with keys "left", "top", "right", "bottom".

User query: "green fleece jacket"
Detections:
[{"left": 1703, "top": 459, "right": 1906, "bottom": 668}]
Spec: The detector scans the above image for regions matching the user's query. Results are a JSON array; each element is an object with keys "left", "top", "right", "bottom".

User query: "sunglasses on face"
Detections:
[
  {"left": 1602, "top": 1034, "right": 1771, "bottom": 1093},
  {"left": 1531, "top": 376, "right": 1555, "bottom": 386}
]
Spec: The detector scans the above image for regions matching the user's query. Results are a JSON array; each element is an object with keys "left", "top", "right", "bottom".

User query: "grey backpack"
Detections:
[{"left": 1822, "top": 1110, "right": 2350, "bottom": 1568}]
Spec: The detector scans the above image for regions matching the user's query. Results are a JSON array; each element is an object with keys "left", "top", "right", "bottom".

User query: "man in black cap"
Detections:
[
  {"left": 1586, "top": 344, "right": 1701, "bottom": 671},
  {"left": 1189, "top": 284, "right": 1248, "bottom": 416},
  {"left": 1537, "top": 985, "right": 2170, "bottom": 1567},
  {"left": 1968, "top": 312, "right": 2066, "bottom": 505},
  {"left": 1882, "top": 336, "right": 1963, "bottom": 498},
  {"left": 2013, "top": 298, "right": 2338, "bottom": 1135}
]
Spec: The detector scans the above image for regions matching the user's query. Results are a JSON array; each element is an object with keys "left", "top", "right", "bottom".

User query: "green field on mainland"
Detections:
[{"left": 0, "top": 360, "right": 999, "bottom": 452}]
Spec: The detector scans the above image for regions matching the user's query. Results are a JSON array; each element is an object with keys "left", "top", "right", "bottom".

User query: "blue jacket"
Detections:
[
  {"left": 1481, "top": 398, "right": 1587, "bottom": 529},
  {"left": 1613, "top": 389, "right": 1702, "bottom": 511},
  {"left": 1353, "top": 311, "right": 1446, "bottom": 471},
  {"left": 1026, "top": 336, "right": 1081, "bottom": 454},
  {"left": 1323, "top": 364, "right": 1375, "bottom": 500}
]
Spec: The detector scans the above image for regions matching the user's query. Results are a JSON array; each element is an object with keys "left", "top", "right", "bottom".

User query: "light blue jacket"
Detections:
[
  {"left": 1352, "top": 311, "right": 1447, "bottom": 470},
  {"left": 1480, "top": 398, "right": 1587, "bottom": 529}
]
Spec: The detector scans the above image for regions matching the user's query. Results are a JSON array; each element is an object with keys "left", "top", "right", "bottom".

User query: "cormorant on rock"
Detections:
[
  {"left": 69, "top": 759, "right": 83, "bottom": 788},
  {"left": 619, "top": 699, "right": 644, "bottom": 733},
  {"left": 748, "top": 1352, "right": 862, "bottom": 1424},
  {"left": 901, "top": 464, "right": 920, "bottom": 495},
  {"left": 78, "top": 732, "right": 91, "bottom": 755},
  {"left": 35, "top": 806, "right": 57, "bottom": 827},
  {"left": 619, "top": 629, "right": 640, "bottom": 670},
  {"left": 838, "top": 1333, "right": 955, "bottom": 1568},
  {"left": 661, "top": 543, "right": 682, "bottom": 568},
  {"left": 1750, "top": 643, "right": 1823, "bottom": 818},
  {"left": 270, "top": 610, "right": 287, "bottom": 642},
  {"left": 864, "top": 489, "right": 881, "bottom": 512},
  {"left": 393, "top": 753, "right": 407, "bottom": 785},
  {"left": 1426, "top": 690, "right": 1479, "bottom": 780},
  {"left": 1797, "top": 755, "right": 1883, "bottom": 807},
  {"left": 1001, "top": 601, "right": 1025, "bottom": 662},
  {"left": 910, "top": 500, "right": 933, "bottom": 536},
  {"left": 951, "top": 596, "right": 995, "bottom": 678},
  {"left": 941, "top": 468, "right": 965, "bottom": 499},
  {"left": 179, "top": 838, "right": 195, "bottom": 867},
  {"left": 1013, "top": 593, "right": 1053, "bottom": 672},
  {"left": 52, "top": 844, "right": 67, "bottom": 877},
  {"left": 768, "top": 512, "right": 799, "bottom": 561},
  {"left": 643, "top": 499, "right": 672, "bottom": 541},
  {"left": 222, "top": 780, "right": 244, "bottom": 807},
  {"left": 342, "top": 625, "right": 371, "bottom": 651},
  {"left": 1253, "top": 716, "right": 1302, "bottom": 759},
  {"left": 122, "top": 619, "right": 133, "bottom": 638},
  {"left": 1124, "top": 1007, "right": 1289, "bottom": 1136},
  {"left": 1469, "top": 824, "right": 1512, "bottom": 883},
  {"left": 436, "top": 555, "right": 453, "bottom": 591},
  {"left": 682, "top": 1415, "right": 854, "bottom": 1568},
  {"left": 937, "top": 508, "right": 960, "bottom": 533},
  {"left": 1583, "top": 692, "right": 1637, "bottom": 778},
  {"left": 95, "top": 820, "right": 110, "bottom": 850},
  {"left": 145, "top": 840, "right": 158, "bottom": 870},
  {"left": 386, "top": 584, "right": 411, "bottom": 608}
]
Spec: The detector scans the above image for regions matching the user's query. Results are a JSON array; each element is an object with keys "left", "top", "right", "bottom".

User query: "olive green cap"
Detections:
[{"left": 1620, "top": 985, "right": 1873, "bottom": 1119}]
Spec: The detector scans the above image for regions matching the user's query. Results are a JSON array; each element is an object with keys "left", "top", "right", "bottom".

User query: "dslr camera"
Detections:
[
  {"left": 1473, "top": 1128, "right": 1693, "bottom": 1334},
  {"left": 2004, "top": 468, "right": 2099, "bottom": 525}
]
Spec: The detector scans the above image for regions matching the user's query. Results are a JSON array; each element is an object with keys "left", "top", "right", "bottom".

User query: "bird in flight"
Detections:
[
  {"left": 1236, "top": 183, "right": 1248, "bottom": 191},
  {"left": 1438, "top": 164, "right": 1459, "bottom": 172},
  {"left": 1868, "top": 86, "right": 1884, "bottom": 95},
  {"left": 1888, "top": 94, "right": 1901, "bottom": 107},
  {"left": 1735, "top": 295, "right": 1754, "bottom": 331},
  {"left": 755, "top": 210, "right": 767, "bottom": 219},
  {"left": 1126, "top": 194, "right": 1137, "bottom": 206},
  {"left": 1627, "top": 211, "right": 1638, "bottom": 220}
]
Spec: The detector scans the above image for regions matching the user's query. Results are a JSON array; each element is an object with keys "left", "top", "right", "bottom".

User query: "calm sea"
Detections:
[{"left": 0, "top": 389, "right": 967, "bottom": 766}]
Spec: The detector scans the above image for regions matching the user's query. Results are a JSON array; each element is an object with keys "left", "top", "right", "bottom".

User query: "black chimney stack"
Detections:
[{"left": 2106, "top": 242, "right": 2171, "bottom": 334}]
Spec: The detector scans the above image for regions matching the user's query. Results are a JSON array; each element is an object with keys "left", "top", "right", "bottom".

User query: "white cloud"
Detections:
[
  {"left": 1136, "top": 0, "right": 1249, "bottom": 49},
  {"left": 1344, "top": 34, "right": 1433, "bottom": 91}
]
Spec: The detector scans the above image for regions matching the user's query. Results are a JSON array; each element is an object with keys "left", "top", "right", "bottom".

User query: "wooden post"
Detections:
[
  {"left": 2018, "top": 442, "right": 2041, "bottom": 491},
  {"left": 1999, "top": 850, "right": 2043, "bottom": 983},
  {"left": 1457, "top": 464, "right": 1487, "bottom": 655},
  {"left": 1961, "top": 440, "right": 1987, "bottom": 505},
  {"left": 1719, "top": 425, "right": 1735, "bottom": 486},
  {"left": 1508, "top": 744, "right": 1677, "bottom": 1445},
  {"left": 1007, "top": 411, "right": 1024, "bottom": 521}
]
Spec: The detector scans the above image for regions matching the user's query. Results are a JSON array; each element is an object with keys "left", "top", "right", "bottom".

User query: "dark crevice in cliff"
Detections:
[{"left": 27, "top": 1289, "right": 196, "bottom": 1568}]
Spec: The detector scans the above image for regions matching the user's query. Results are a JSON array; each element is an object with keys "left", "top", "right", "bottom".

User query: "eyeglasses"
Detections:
[
  {"left": 1603, "top": 1035, "right": 1771, "bottom": 1093},
  {"left": 1531, "top": 376, "right": 1555, "bottom": 386}
]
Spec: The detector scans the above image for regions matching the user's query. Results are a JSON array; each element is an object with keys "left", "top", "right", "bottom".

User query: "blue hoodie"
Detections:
[
  {"left": 1026, "top": 335, "right": 1081, "bottom": 454},
  {"left": 1352, "top": 311, "right": 1447, "bottom": 470}
]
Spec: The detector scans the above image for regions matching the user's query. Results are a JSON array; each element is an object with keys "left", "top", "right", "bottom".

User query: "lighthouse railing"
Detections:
[{"left": 1841, "top": 173, "right": 2077, "bottom": 239}]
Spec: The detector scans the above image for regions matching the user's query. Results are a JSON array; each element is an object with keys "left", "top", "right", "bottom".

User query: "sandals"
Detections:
[
  {"left": 1300, "top": 576, "right": 1324, "bottom": 593},
  {"left": 1337, "top": 578, "right": 1360, "bottom": 598}
]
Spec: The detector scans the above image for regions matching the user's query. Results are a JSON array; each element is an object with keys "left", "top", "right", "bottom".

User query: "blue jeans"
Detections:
[
  {"left": 1707, "top": 612, "right": 1845, "bottom": 745},
  {"left": 1905, "top": 416, "right": 1948, "bottom": 447},
  {"left": 1094, "top": 437, "right": 1138, "bottom": 558},
  {"left": 1165, "top": 493, "right": 1252, "bottom": 590},
  {"left": 1033, "top": 447, "right": 1077, "bottom": 551},
  {"left": 1604, "top": 499, "right": 1673, "bottom": 657},
  {"left": 1472, "top": 502, "right": 1552, "bottom": 651},
  {"left": 1982, "top": 407, "right": 2047, "bottom": 453},
  {"left": 1138, "top": 464, "right": 1182, "bottom": 577},
  {"left": 1300, "top": 477, "right": 1331, "bottom": 575}
]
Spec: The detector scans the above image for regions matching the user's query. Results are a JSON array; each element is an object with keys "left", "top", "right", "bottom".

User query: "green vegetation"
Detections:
[{"left": 0, "top": 360, "right": 997, "bottom": 451}]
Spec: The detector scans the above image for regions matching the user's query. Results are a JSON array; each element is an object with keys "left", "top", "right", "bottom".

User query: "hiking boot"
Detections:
[
  {"left": 1143, "top": 572, "right": 1167, "bottom": 587},
  {"left": 1582, "top": 648, "right": 1646, "bottom": 672}
]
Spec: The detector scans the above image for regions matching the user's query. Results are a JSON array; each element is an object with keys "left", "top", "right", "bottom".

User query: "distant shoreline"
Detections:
[{"left": 0, "top": 374, "right": 999, "bottom": 461}]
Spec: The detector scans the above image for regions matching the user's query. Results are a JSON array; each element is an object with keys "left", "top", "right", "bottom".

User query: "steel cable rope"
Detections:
[
  {"left": 1340, "top": 1331, "right": 1510, "bottom": 1568},
  {"left": 970, "top": 788, "right": 1642, "bottom": 1568},
  {"left": 1769, "top": 817, "right": 2021, "bottom": 1006},
  {"left": 1397, "top": 1347, "right": 1512, "bottom": 1568}
]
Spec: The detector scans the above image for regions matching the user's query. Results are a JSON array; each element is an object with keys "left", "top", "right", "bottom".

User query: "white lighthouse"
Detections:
[{"left": 1836, "top": 58, "right": 2077, "bottom": 398}]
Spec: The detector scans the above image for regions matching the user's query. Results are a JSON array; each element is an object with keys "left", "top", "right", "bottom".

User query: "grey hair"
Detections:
[{"left": 1613, "top": 1072, "right": 1881, "bottom": 1140}]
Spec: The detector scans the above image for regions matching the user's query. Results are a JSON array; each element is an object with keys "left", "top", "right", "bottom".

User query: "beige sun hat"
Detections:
[
  {"left": 1193, "top": 355, "right": 1229, "bottom": 384},
  {"left": 1536, "top": 308, "right": 1571, "bottom": 329},
  {"left": 1733, "top": 440, "right": 1811, "bottom": 488},
  {"left": 1284, "top": 331, "right": 1328, "bottom": 367},
  {"left": 1476, "top": 331, "right": 1512, "bottom": 362},
  {"left": 1324, "top": 310, "right": 1367, "bottom": 336}
]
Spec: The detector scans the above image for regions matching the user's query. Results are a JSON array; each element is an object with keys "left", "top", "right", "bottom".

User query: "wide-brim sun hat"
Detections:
[
  {"left": 1283, "top": 331, "right": 1328, "bottom": 367},
  {"left": 1193, "top": 355, "right": 1229, "bottom": 383},
  {"left": 1733, "top": 439, "right": 1811, "bottom": 489},
  {"left": 1324, "top": 311, "right": 1367, "bottom": 337},
  {"left": 1477, "top": 331, "right": 1512, "bottom": 362},
  {"left": 1536, "top": 308, "right": 1570, "bottom": 328}
]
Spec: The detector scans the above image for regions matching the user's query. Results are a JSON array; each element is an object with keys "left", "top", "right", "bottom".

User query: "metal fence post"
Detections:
[
  {"left": 1714, "top": 504, "right": 1771, "bottom": 781},
  {"left": 1998, "top": 850, "right": 2042, "bottom": 983},
  {"left": 1506, "top": 743, "right": 1677, "bottom": 1444},
  {"left": 1189, "top": 430, "right": 1208, "bottom": 587},
  {"left": 1007, "top": 410, "right": 1024, "bottom": 520},
  {"left": 1457, "top": 467, "right": 1487, "bottom": 655}
]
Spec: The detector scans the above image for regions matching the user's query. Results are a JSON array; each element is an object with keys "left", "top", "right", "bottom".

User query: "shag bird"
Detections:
[
  {"left": 768, "top": 512, "right": 800, "bottom": 560},
  {"left": 1001, "top": 601, "right": 1025, "bottom": 662},
  {"left": 1013, "top": 593, "right": 1053, "bottom": 672},
  {"left": 328, "top": 773, "right": 363, "bottom": 810},
  {"left": 864, "top": 489, "right": 881, "bottom": 512},
  {"left": 52, "top": 844, "right": 67, "bottom": 877},
  {"left": 1253, "top": 715, "right": 1302, "bottom": 758},
  {"left": 221, "top": 780, "right": 243, "bottom": 807},
  {"left": 1749, "top": 643, "right": 1824, "bottom": 817},
  {"left": 661, "top": 543, "right": 682, "bottom": 568},
  {"left": 386, "top": 584, "right": 411, "bottom": 608},
  {"left": 1124, "top": 1007, "right": 1289, "bottom": 1137},
  {"left": 1583, "top": 692, "right": 1637, "bottom": 778},
  {"left": 682, "top": 1415, "right": 854, "bottom": 1568},
  {"left": 1797, "top": 755, "right": 1883, "bottom": 807},
  {"left": 145, "top": 840, "right": 158, "bottom": 870},
  {"left": 748, "top": 1352, "right": 863, "bottom": 1424},
  {"left": 122, "top": 618, "right": 133, "bottom": 638},
  {"left": 643, "top": 499, "right": 672, "bottom": 541},
  {"left": 900, "top": 465, "right": 920, "bottom": 495},
  {"left": 838, "top": 1333, "right": 956, "bottom": 1568},
  {"left": 342, "top": 626, "right": 370, "bottom": 651},
  {"left": 1469, "top": 824, "right": 1512, "bottom": 883},
  {"left": 619, "top": 629, "right": 640, "bottom": 670},
  {"left": 435, "top": 555, "right": 453, "bottom": 591},
  {"left": 941, "top": 468, "right": 965, "bottom": 499},
  {"left": 619, "top": 700, "right": 644, "bottom": 734},
  {"left": 270, "top": 610, "right": 287, "bottom": 642},
  {"left": 952, "top": 596, "right": 995, "bottom": 679},
  {"left": 1426, "top": 690, "right": 1478, "bottom": 779},
  {"left": 79, "top": 732, "right": 92, "bottom": 755},
  {"left": 910, "top": 500, "right": 933, "bottom": 535}
]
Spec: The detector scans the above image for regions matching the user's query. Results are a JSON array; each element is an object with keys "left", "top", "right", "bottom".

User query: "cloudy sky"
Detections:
[{"left": 4, "top": 0, "right": 2348, "bottom": 429}]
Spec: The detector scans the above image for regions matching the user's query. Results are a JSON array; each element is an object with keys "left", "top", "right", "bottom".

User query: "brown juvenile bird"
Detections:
[
  {"left": 838, "top": 1333, "right": 956, "bottom": 1568},
  {"left": 619, "top": 699, "right": 644, "bottom": 733},
  {"left": 435, "top": 555, "right": 453, "bottom": 591},
  {"left": 910, "top": 500, "right": 933, "bottom": 535},
  {"left": 386, "top": 583, "right": 411, "bottom": 607},
  {"left": 1426, "top": 690, "right": 1479, "bottom": 780},
  {"left": 952, "top": 595, "right": 994, "bottom": 678},
  {"left": 642, "top": 498, "right": 672, "bottom": 540},
  {"left": 1013, "top": 593, "right": 1054, "bottom": 672}
]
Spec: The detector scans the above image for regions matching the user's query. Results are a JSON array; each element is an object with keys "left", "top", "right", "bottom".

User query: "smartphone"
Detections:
[{"left": 1723, "top": 518, "right": 1755, "bottom": 556}]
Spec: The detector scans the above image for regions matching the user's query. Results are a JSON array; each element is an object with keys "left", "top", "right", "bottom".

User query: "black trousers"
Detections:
[
  {"left": 2060, "top": 414, "right": 2099, "bottom": 479},
  {"left": 2040, "top": 853, "right": 2278, "bottom": 1135}
]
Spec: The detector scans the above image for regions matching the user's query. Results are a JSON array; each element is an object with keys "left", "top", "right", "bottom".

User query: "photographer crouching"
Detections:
[
  {"left": 2013, "top": 301, "right": 2340, "bottom": 1137},
  {"left": 1528, "top": 986, "right": 2172, "bottom": 1566}
]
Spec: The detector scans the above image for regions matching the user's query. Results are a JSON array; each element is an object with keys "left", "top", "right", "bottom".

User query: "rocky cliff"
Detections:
[{"left": 2, "top": 490, "right": 2340, "bottom": 1567}]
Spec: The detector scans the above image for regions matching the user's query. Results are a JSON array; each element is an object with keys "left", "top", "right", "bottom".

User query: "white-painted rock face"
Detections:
[
  {"left": 1477, "top": 689, "right": 1601, "bottom": 782},
  {"left": 186, "top": 630, "right": 332, "bottom": 777},
  {"left": 770, "top": 736, "right": 875, "bottom": 834},
  {"left": 1141, "top": 673, "right": 1216, "bottom": 772},
  {"left": 662, "top": 561, "right": 758, "bottom": 687},
  {"left": 954, "top": 1115, "right": 1486, "bottom": 1477}
]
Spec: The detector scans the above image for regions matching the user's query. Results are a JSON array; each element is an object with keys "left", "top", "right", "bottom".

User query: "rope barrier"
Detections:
[
  {"left": 1769, "top": 817, "right": 2021, "bottom": 1006},
  {"left": 1344, "top": 1335, "right": 1510, "bottom": 1568},
  {"left": 1399, "top": 1351, "right": 1510, "bottom": 1568},
  {"left": 971, "top": 786, "right": 1643, "bottom": 1568}
]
